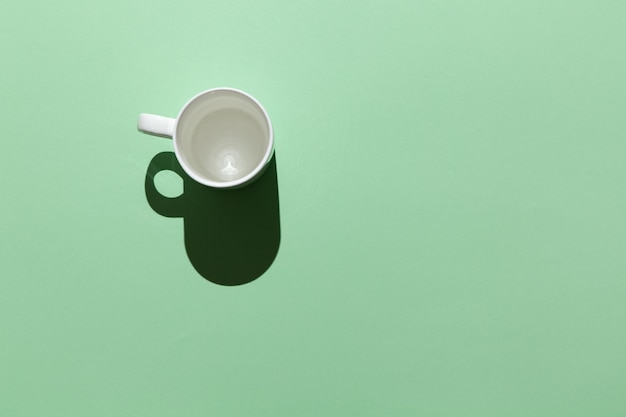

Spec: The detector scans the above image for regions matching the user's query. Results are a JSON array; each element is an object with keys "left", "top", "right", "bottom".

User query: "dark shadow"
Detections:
[{"left": 145, "top": 152, "right": 281, "bottom": 286}]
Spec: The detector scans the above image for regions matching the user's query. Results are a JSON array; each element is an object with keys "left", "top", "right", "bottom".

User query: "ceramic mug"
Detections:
[{"left": 138, "top": 88, "right": 274, "bottom": 189}]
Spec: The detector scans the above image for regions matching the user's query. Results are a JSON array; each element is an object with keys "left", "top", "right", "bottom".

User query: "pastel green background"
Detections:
[{"left": 1, "top": 0, "right": 625, "bottom": 415}]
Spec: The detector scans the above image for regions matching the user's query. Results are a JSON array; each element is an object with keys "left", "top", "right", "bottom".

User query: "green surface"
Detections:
[{"left": 2, "top": 0, "right": 626, "bottom": 415}]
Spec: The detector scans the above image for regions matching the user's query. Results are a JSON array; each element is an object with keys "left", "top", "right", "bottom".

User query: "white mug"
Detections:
[{"left": 138, "top": 88, "right": 274, "bottom": 189}]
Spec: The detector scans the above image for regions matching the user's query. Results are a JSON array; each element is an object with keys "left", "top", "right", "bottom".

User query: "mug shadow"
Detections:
[{"left": 145, "top": 152, "right": 281, "bottom": 286}]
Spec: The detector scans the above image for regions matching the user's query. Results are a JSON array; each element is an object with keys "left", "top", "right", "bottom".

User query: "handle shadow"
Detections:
[{"left": 145, "top": 152, "right": 187, "bottom": 218}]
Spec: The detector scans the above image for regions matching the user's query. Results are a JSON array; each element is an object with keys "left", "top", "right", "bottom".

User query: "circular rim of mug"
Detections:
[{"left": 173, "top": 87, "right": 274, "bottom": 189}]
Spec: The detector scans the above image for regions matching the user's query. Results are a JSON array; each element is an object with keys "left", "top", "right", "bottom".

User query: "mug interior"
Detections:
[{"left": 175, "top": 89, "right": 272, "bottom": 186}]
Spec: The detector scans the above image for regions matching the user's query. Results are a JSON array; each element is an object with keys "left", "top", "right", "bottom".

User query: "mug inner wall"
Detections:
[{"left": 177, "top": 90, "right": 270, "bottom": 184}]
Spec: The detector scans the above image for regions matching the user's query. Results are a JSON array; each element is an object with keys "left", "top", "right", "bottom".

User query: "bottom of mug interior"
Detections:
[{"left": 179, "top": 149, "right": 273, "bottom": 189}]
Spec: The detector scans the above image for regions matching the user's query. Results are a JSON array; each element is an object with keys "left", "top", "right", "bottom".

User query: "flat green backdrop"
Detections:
[{"left": 1, "top": 0, "right": 625, "bottom": 415}]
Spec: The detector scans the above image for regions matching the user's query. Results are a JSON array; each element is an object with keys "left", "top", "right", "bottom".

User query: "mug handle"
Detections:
[
  {"left": 145, "top": 152, "right": 186, "bottom": 218},
  {"left": 138, "top": 113, "right": 176, "bottom": 138}
]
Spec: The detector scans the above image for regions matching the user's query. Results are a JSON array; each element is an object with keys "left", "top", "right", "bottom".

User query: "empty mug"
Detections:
[{"left": 138, "top": 88, "right": 274, "bottom": 189}]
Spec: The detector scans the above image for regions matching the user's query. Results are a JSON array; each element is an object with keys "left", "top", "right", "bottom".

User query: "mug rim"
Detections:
[{"left": 172, "top": 87, "right": 274, "bottom": 189}]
